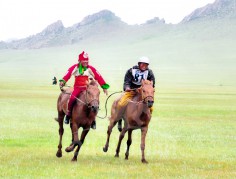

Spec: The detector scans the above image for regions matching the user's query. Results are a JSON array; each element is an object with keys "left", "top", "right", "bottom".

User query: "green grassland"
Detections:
[
  {"left": 0, "top": 28, "right": 236, "bottom": 178},
  {"left": 0, "top": 81, "right": 235, "bottom": 178}
]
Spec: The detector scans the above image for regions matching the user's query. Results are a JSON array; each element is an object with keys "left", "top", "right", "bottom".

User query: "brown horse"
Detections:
[
  {"left": 103, "top": 79, "right": 155, "bottom": 163},
  {"left": 56, "top": 79, "right": 100, "bottom": 161}
]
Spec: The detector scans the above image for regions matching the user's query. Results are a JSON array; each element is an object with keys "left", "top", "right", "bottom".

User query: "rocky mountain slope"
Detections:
[
  {"left": 182, "top": 0, "right": 236, "bottom": 22},
  {"left": 1, "top": 0, "right": 235, "bottom": 49}
]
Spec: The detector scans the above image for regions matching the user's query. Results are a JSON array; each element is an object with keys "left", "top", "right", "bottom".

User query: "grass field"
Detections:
[
  {"left": 0, "top": 80, "right": 236, "bottom": 178},
  {"left": 0, "top": 36, "right": 236, "bottom": 178}
]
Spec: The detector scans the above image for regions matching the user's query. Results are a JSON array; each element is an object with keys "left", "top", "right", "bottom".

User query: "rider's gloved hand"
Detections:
[
  {"left": 103, "top": 89, "right": 108, "bottom": 96},
  {"left": 59, "top": 81, "right": 65, "bottom": 88}
]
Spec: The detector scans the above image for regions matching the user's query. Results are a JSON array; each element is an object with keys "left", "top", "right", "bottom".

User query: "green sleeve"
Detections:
[{"left": 101, "top": 83, "right": 110, "bottom": 89}]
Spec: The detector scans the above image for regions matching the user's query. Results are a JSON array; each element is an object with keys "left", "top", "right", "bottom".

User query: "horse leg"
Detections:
[
  {"left": 67, "top": 122, "right": 74, "bottom": 146},
  {"left": 65, "top": 123, "right": 79, "bottom": 153},
  {"left": 71, "top": 128, "right": 89, "bottom": 162},
  {"left": 65, "top": 122, "right": 77, "bottom": 152},
  {"left": 125, "top": 129, "right": 133, "bottom": 160},
  {"left": 103, "top": 119, "right": 117, "bottom": 152},
  {"left": 115, "top": 126, "right": 127, "bottom": 157},
  {"left": 56, "top": 114, "right": 64, "bottom": 158},
  {"left": 140, "top": 127, "right": 148, "bottom": 163}
]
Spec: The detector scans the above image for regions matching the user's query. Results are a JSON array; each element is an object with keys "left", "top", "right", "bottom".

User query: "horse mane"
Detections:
[
  {"left": 88, "top": 79, "right": 98, "bottom": 87},
  {"left": 142, "top": 79, "right": 152, "bottom": 86}
]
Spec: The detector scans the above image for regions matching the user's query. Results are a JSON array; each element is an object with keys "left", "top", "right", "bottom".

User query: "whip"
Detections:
[{"left": 97, "top": 91, "right": 123, "bottom": 119}]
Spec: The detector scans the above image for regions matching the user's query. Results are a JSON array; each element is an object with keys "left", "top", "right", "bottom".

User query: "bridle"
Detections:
[
  {"left": 60, "top": 86, "right": 123, "bottom": 119},
  {"left": 142, "top": 95, "right": 154, "bottom": 104},
  {"left": 84, "top": 87, "right": 100, "bottom": 109},
  {"left": 128, "top": 87, "right": 154, "bottom": 105},
  {"left": 60, "top": 85, "right": 99, "bottom": 108}
]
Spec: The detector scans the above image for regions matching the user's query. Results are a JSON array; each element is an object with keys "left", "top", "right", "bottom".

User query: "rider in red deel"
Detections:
[{"left": 59, "top": 51, "right": 109, "bottom": 129}]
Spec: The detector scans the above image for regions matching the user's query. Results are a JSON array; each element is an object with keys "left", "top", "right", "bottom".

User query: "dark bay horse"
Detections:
[
  {"left": 103, "top": 80, "right": 155, "bottom": 163},
  {"left": 56, "top": 80, "right": 100, "bottom": 161}
]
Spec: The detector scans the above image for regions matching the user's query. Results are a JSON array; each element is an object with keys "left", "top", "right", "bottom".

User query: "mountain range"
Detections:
[{"left": 0, "top": 0, "right": 235, "bottom": 49}]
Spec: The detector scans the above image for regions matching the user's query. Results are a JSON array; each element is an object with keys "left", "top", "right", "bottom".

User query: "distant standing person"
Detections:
[
  {"left": 117, "top": 56, "right": 155, "bottom": 131},
  {"left": 52, "top": 76, "right": 57, "bottom": 85},
  {"left": 59, "top": 51, "right": 110, "bottom": 129}
]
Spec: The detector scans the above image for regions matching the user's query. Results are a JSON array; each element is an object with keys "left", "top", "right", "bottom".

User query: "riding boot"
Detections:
[
  {"left": 118, "top": 119, "right": 122, "bottom": 132},
  {"left": 64, "top": 115, "right": 71, "bottom": 124},
  {"left": 65, "top": 94, "right": 76, "bottom": 125},
  {"left": 91, "top": 120, "right": 96, "bottom": 129}
]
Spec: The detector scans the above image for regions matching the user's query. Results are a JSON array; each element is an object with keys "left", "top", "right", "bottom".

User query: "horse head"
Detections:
[
  {"left": 138, "top": 80, "right": 155, "bottom": 108},
  {"left": 86, "top": 79, "right": 100, "bottom": 113}
]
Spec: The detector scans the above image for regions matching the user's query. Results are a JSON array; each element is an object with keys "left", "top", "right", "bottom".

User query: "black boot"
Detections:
[
  {"left": 64, "top": 115, "right": 71, "bottom": 124},
  {"left": 118, "top": 119, "right": 122, "bottom": 132},
  {"left": 91, "top": 120, "right": 96, "bottom": 129}
]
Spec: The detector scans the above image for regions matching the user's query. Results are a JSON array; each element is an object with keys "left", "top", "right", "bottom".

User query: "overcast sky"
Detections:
[{"left": 0, "top": 0, "right": 215, "bottom": 41}]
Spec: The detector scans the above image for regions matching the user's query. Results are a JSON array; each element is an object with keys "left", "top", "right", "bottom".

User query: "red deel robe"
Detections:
[{"left": 61, "top": 64, "right": 107, "bottom": 88}]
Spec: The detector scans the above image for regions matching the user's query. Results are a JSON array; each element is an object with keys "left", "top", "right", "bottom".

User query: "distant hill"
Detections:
[
  {"left": 182, "top": 0, "right": 236, "bottom": 22},
  {"left": 0, "top": 0, "right": 236, "bottom": 49},
  {"left": 1, "top": 10, "right": 132, "bottom": 49}
]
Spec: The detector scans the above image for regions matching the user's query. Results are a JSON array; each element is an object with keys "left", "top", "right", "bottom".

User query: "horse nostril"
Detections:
[
  {"left": 147, "top": 100, "right": 154, "bottom": 108},
  {"left": 91, "top": 106, "right": 99, "bottom": 112},
  {"left": 148, "top": 100, "right": 154, "bottom": 104}
]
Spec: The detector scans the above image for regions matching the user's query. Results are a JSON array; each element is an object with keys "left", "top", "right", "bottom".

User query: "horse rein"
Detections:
[
  {"left": 60, "top": 86, "right": 122, "bottom": 116},
  {"left": 60, "top": 86, "right": 88, "bottom": 106},
  {"left": 60, "top": 85, "right": 153, "bottom": 118},
  {"left": 127, "top": 87, "right": 154, "bottom": 104}
]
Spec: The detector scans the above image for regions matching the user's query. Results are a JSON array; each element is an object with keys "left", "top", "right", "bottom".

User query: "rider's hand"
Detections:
[
  {"left": 103, "top": 89, "right": 108, "bottom": 96},
  {"left": 59, "top": 81, "right": 65, "bottom": 88}
]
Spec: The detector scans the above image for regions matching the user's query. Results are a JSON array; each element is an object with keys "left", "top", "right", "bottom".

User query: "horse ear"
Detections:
[
  {"left": 150, "top": 80, "right": 153, "bottom": 86},
  {"left": 94, "top": 80, "right": 99, "bottom": 86},
  {"left": 88, "top": 77, "right": 93, "bottom": 84},
  {"left": 86, "top": 80, "right": 89, "bottom": 86},
  {"left": 136, "top": 87, "right": 142, "bottom": 93}
]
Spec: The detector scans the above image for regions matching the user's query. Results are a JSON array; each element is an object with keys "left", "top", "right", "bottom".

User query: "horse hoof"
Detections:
[
  {"left": 56, "top": 151, "right": 62, "bottom": 158},
  {"left": 103, "top": 147, "right": 108, "bottom": 152},
  {"left": 71, "top": 158, "right": 77, "bottom": 162},
  {"left": 114, "top": 154, "right": 119, "bottom": 158},
  {"left": 65, "top": 145, "right": 75, "bottom": 153},
  {"left": 141, "top": 159, "right": 148, "bottom": 164}
]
